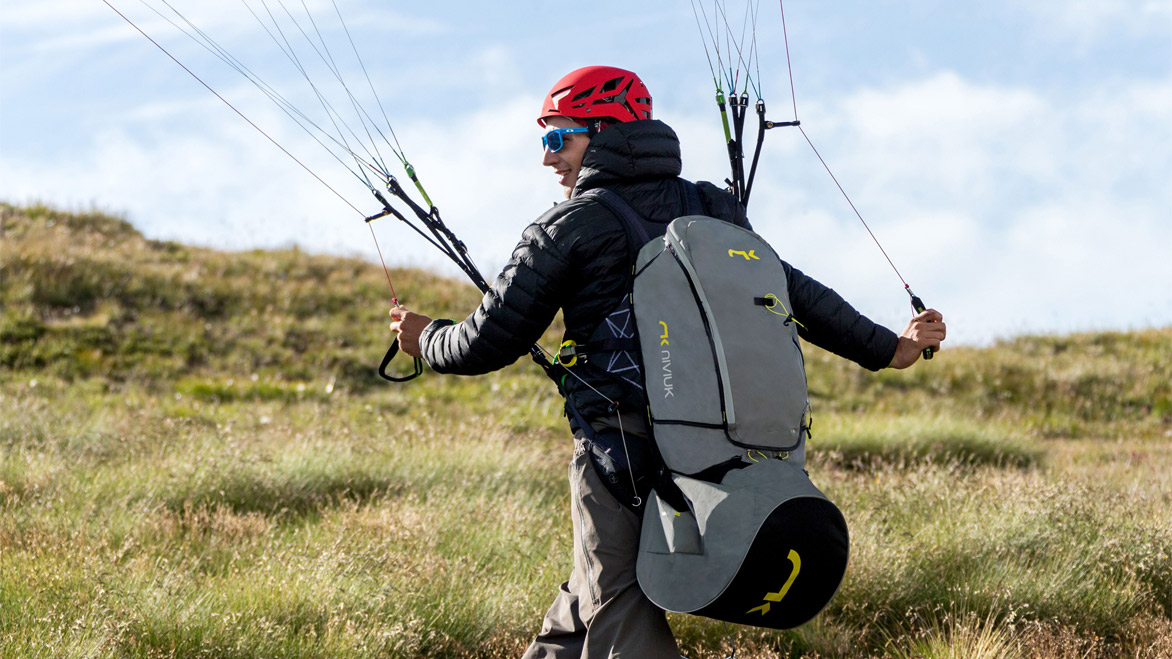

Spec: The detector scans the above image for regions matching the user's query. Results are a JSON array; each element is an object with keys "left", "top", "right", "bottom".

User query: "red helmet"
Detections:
[{"left": 538, "top": 66, "right": 653, "bottom": 127}]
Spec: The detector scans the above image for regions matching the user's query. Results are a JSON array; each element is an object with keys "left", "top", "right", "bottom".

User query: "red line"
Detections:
[
  {"left": 778, "top": 0, "right": 799, "bottom": 121},
  {"left": 367, "top": 222, "right": 398, "bottom": 304}
]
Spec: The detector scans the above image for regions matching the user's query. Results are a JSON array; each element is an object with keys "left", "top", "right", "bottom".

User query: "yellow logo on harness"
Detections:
[
  {"left": 729, "top": 249, "right": 759, "bottom": 261},
  {"left": 658, "top": 321, "right": 670, "bottom": 346},
  {"left": 746, "top": 549, "right": 801, "bottom": 616}
]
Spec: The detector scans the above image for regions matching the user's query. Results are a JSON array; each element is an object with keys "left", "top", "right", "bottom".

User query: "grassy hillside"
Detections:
[
  {"left": 0, "top": 202, "right": 488, "bottom": 387},
  {"left": 2, "top": 203, "right": 1170, "bottom": 658}
]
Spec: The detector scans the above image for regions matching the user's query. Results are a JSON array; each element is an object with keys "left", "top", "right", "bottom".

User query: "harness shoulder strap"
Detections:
[
  {"left": 587, "top": 187, "right": 652, "bottom": 246},
  {"left": 585, "top": 178, "right": 705, "bottom": 258}
]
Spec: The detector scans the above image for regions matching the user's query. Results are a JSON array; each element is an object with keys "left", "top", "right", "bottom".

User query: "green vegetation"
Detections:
[{"left": 2, "top": 203, "right": 1170, "bottom": 658}]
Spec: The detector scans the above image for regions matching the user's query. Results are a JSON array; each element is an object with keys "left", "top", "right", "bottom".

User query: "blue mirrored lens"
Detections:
[{"left": 542, "top": 130, "right": 565, "bottom": 153}]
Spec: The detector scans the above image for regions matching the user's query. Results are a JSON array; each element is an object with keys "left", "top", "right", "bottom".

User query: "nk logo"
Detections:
[
  {"left": 729, "top": 249, "right": 759, "bottom": 261},
  {"left": 746, "top": 549, "right": 801, "bottom": 616},
  {"left": 658, "top": 322, "right": 673, "bottom": 398}
]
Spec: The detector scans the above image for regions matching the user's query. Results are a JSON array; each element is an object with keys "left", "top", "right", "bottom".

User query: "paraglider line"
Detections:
[
  {"left": 797, "top": 126, "right": 909, "bottom": 289},
  {"left": 101, "top": 0, "right": 363, "bottom": 216}
]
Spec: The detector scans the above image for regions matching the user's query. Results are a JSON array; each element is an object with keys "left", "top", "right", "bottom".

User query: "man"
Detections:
[{"left": 390, "top": 65, "right": 944, "bottom": 658}]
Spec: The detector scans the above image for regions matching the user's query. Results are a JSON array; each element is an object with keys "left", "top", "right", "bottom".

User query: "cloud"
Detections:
[
  {"left": 325, "top": 2, "right": 450, "bottom": 37},
  {"left": 4, "top": 0, "right": 448, "bottom": 61},
  {"left": 3, "top": 98, "right": 362, "bottom": 248},
  {"left": 5, "top": 1, "right": 253, "bottom": 52},
  {"left": 0, "top": 0, "right": 110, "bottom": 30},
  {"left": 0, "top": 79, "right": 554, "bottom": 281},
  {"left": 731, "top": 71, "right": 1172, "bottom": 343},
  {"left": 1015, "top": 0, "right": 1172, "bottom": 47}
]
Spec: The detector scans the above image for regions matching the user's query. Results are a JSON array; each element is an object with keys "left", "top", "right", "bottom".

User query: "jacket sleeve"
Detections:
[
  {"left": 418, "top": 221, "right": 571, "bottom": 375},
  {"left": 785, "top": 263, "right": 898, "bottom": 371}
]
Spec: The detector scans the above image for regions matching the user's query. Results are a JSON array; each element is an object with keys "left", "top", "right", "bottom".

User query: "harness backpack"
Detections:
[{"left": 580, "top": 183, "right": 850, "bottom": 630}]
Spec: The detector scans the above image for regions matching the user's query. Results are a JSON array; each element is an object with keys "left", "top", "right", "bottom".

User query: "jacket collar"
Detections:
[{"left": 572, "top": 119, "right": 682, "bottom": 197}]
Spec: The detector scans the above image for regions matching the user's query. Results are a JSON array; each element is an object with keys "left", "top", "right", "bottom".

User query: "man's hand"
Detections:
[
  {"left": 889, "top": 308, "right": 946, "bottom": 369},
  {"left": 389, "top": 305, "right": 433, "bottom": 359}
]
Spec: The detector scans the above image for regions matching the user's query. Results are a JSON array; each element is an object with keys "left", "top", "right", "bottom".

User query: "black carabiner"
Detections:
[{"left": 378, "top": 337, "right": 424, "bottom": 382}]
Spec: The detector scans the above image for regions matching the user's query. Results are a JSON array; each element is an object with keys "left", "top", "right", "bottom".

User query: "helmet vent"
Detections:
[
  {"left": 636, "top": 97, "right": 652, "bottom": 119},
  {"left": 549, "top": 87, "right": 573, "bottom": 112}
]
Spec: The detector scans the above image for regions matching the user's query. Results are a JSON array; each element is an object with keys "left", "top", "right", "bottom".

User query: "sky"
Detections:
[{"left": 2, "top": 0, "right": 1170, "bottom": 346}]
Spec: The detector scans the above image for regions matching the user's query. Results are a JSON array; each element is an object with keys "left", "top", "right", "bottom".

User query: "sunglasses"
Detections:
[{"left": 542, "top": 127, "right": 589, "bottom": 153}]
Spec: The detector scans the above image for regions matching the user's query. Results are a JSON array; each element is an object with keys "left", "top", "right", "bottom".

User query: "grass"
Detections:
[
  {"left": 2, "top": 203, "right": 1171, "bottom": 657},
  {"left": 0, "top": 388, "right": 566, "bottom": 658},
  {"left": 811, "top": 414, "right": 1042, "bottom": 469}
]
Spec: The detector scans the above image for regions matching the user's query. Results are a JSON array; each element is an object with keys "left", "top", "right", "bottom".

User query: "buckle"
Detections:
[{"left": 557, "top": 340, "right": 580, "bottom": 367}]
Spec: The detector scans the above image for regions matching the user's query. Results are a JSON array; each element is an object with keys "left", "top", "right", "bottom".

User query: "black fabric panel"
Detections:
[{"left": 695, "top": 497, "right": 849, "bottom": 629}]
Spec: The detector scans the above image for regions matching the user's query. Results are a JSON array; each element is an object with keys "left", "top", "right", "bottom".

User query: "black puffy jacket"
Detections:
[{"left": 419, "top": 119, "right": 898, "bottom": 426}]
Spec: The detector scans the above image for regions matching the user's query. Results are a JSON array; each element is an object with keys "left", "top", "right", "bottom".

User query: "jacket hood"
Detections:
[{"left": 573, "top": 119, "right": 682, "bottom": 196}]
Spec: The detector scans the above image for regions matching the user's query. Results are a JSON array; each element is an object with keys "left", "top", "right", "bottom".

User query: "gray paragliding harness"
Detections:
[{"left": 561, "top": 181, "right": 851, "bottom": 632}]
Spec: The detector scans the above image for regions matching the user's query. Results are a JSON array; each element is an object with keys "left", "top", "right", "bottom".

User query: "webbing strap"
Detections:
[
  {"left": 588, "top": 188, "right": 651, "bottom": 245},
  {"left": 560, "top": 336, "right": 640, "bottom": 362},
  {"left": 584, "top": 179, "right": 705, "bottom": 256}
]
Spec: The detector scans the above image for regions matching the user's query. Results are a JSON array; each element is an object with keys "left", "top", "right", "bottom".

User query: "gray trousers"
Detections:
[{"left": 521, "top": 436, "right": 680, "bottom": 659}]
